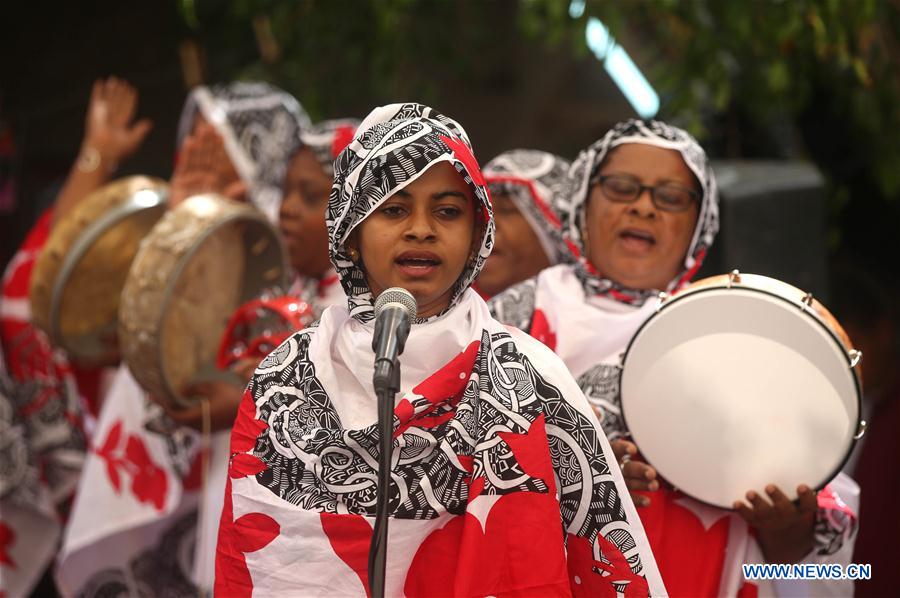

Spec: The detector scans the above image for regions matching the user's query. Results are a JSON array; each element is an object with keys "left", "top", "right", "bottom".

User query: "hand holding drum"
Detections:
[{"left": 617, "top": 271, "right": 863, "bottom": 557}]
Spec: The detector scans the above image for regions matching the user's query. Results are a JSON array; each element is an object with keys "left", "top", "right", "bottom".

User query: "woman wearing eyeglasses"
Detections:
[{"left": 489, "top": 119, "right": 857, "bottom": 597}]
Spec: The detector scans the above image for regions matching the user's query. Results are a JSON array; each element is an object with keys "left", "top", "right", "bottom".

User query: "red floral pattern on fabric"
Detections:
[
  {"left": 331, "top": 125, "right": 356, "bottom": 159},
  {"left": 95, "top": 420, "right": 168, "bottom": 511},
  {"left": 439, "top": 135, "right": 486, "bottom": 188},
  {"left": 817, "top": 483, "right": 857, "bottom": 523},
  {"left": 215, "top": 389, "right": 278, "bottom": 598},
  {"left": 405, "top": 492, "right": 570, "bottom": 597},
  {"left": 0, "top": 208, "right": 102, "bottom": 416},
  {"left": 402, "top": 415, "right": 580, "bottom": 596},
  {"left": 497, "top": 413, "right": 555, "bottom": 494},
  {"left": 394, "top": 341, "right": 480, "bottom": 438},
  {"left": 567, "top": 532, "right": 650, "bottom": 598},
  {"left": 321, "top": 513, "right": 372, "bottom": 597},
  {"left": 529, "top": 309, "right": 557, "bottom": 352},
  {"left": 0, "top": 523, "right": 16, "bottom": 569},
  {"left": 636, "top": 486, "right": 730, "bottom": 596}
]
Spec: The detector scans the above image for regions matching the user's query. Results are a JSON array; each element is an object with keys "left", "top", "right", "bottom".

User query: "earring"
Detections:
[{"left": 348, "top": 247, "right": 360, "bottom": 263}]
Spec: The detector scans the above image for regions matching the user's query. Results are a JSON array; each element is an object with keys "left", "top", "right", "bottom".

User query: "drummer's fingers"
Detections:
[
  {"left": 765, "top": 484, "right": 795, "bottom": 515},
  {"left": 231, "top": 358, "right": 259, "bottom": 383},
  {"left": 622, "top": 461, "right": 658, "bottom": 492},
  {"left": 796, "top": 485, "right": 818, "bottom": 514},
  {"left": 175, "top": 136, "right": 198, "bottom": 174},
  {"left": 746, "top": 490, "right": 776, "bottom": 520},
  {"left": 733, "top": 501, "right": 757, "bottom": 525},
  {"left": 223, "top": 180, "right": 248, "bottom": 203},
  {"left": 611, "top": 439, "right": 637, "bottom": 462},
  {"left": 164, "top": 404, "right": 204, "bottom": 429},
  {"left": 630, "top": 491, "right": 651, "bottom": 508}
]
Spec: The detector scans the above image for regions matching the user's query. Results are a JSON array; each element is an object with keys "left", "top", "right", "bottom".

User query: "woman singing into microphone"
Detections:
[{"left": 215, "top": 103, "right": 665, "bottom": 597}]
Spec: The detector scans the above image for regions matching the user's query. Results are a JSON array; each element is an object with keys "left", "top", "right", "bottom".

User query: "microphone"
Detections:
[
  {"left": 372, "top": 288, "right": 417, "bottom": 393},
  {"left": 368, "top": 287, "right": 416, "bottom": 598}
]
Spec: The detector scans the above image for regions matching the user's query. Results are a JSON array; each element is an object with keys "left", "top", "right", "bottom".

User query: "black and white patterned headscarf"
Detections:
[
  {"left": 299, "top": 119, "right": 361, "bottom": 177},
  {"left": 327, "top": 103, "right": 495, "bottom": 323},
  {"left": 483, "top": 149, "right": 576, "bottom": 265},
  {"left": 561, "top": 119, "right": 719, "bottom": 305},
  {"left": 176, "top": 81, "right": 312, "bottom": 221}
]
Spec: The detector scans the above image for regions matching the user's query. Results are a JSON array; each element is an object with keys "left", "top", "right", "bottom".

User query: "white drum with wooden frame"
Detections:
[
  {"left": 119, "top": 194, "right": 289, "bottom": 409},
  {"left": 29, "top": 176, "right": 168, "bottom": 366},
  {"left": 619, "top": 271, "right": 864, "bottom": 510}
]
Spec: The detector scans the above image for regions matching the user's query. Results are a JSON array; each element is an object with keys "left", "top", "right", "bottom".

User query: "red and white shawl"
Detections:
[
  {"left": 489, "top": 119, "right": 859, "bottom": 597},
  {"left": 216, "top": 103, "right": 665, "bottom": 597},
  {"left": 0, "top": 210, "right": 90, "bottom": 597}
]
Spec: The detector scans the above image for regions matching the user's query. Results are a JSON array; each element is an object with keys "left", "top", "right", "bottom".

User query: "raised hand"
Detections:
[
  {"left": 83, "top": 77, "right": 153, "bottom": 170},
  {"left": 52, "top": 77, "right": 153, "bottom": 225},
  {"left": 611, "top": 438, "right": 659, "bottom": 507},
  {"left": 168, "top": 122, "right": 246, "bottom": 207},
  {"left": 734, "top": 484, "right": 817, "bottom": 563}
]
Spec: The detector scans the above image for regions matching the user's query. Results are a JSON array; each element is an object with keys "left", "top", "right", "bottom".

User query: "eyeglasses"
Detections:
[{"left": 594, "top": 174, "right": 699, "bottom": 213}]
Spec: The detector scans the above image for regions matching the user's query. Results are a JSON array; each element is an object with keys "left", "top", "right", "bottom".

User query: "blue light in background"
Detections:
[
  {"left": 578, "top": 8, "right": 660, "bottom": 118},
  {"left": 569, "top": 0, "right": 585, "bottom": 19}
]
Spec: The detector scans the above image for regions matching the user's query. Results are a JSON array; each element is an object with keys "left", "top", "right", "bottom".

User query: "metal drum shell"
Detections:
[
  {"left": 28, "top": 176, "right": 169, "bottom": 367},
  {"left": 119, "top": 194, "right": 289, "bottom": 409},
  {"left": 619, "top": 271, "right": 864, "bottom": 510}
]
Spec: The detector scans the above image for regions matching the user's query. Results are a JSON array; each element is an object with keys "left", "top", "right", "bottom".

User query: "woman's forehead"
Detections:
[
  {"left": 395, "top": 161, "right": 472, "bottom": 196},
  {"left": 602, "top": 143, "right": 690, "bottom": 174}
]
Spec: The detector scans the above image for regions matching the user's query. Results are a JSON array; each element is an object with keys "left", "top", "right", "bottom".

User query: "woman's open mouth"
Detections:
[
  {"left": 618, "top": 227, "right": 656, "bottom": 254},
  {"left": 395, "top": 250, "right": 442, "bottom": 277}
]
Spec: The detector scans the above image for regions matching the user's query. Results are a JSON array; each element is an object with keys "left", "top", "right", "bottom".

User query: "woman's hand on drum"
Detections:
[
  {"left": 163, "top": 380, "right": 245, "bottom": 432},
  {"left": 734, "top": 484, "right": 817, "bottom": 564},
  {"left": 611, "top": 439, "right": 659, "bottom": 507}
]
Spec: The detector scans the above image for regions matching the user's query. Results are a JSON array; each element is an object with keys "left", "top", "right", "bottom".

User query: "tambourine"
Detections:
[
  {"left": 119, "top": 194, "right": 289, "bottom": 408},
  {"left": 29, "top": 176, "right": 168, "bottom": 366},
  {"left": 620, "top": 270, "right": 864, "bottom": 510},
  {"left": 216, "top": 295, "right": 315, "bottom": 371}
]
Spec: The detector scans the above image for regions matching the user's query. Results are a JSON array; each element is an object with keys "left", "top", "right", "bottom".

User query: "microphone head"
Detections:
[{"left": 374, "top": 287, "right": 417, "bottom": 319}]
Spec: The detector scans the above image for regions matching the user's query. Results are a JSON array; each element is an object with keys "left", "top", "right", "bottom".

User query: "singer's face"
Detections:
[
  {"left": 584, "top": 144, "right": 699, "bottom": 291},
  {"left": 353, "top": 161, "right": 479, "bottom": 318}
]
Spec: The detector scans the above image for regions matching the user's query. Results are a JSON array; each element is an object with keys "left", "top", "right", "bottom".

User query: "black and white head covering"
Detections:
[
  {"left": 327, "top": 103, "right": 494, "bottom": 323},
  {"left": 176, "top": 81, "right": 312, "bottom": 222},
  {"left": 483, "top": 149, "right": 576, "bottom": 265},
  {"left": 299, "top": 119, "right": 361, "bottom": 177},
  {"left": 561, "top": 118, "right": 719, "bottom": 305}
]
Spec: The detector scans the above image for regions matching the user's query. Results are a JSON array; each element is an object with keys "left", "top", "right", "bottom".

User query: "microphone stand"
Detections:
[{"left": 368, "top": 359, "right": 400, "bottom": 598}]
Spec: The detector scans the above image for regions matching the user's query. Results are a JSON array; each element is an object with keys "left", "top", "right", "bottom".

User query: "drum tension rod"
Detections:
[
  {"left": 727, "top": 269, "right": 741, "bottom": 287},
  {"left": 655, "top": 292, "right": 669, "bottom": 312},
  {"left": 801, "top": 292, "right": 814, "bottom": 312}
]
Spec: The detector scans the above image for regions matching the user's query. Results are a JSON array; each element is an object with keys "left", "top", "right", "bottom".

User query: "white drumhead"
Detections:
[{"left": 621, "top": 287, "right": 860, "bottom": 509}]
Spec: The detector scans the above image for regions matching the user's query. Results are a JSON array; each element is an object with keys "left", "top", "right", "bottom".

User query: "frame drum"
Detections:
[
  {"left": 119, "top": 194, "right": 289, "bottom": 408},
  {"left": 29, "top": 176, "right": 168, "bottom": 366},
  {"left": 620, "top": 271, "right": 864, "bottom": 509}
]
